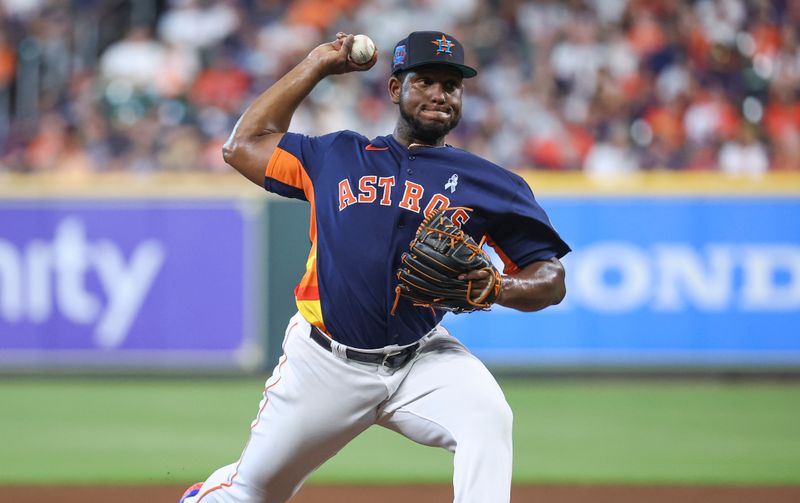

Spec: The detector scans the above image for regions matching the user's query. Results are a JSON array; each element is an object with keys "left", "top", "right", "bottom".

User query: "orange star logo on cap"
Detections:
[{"left": 431, "top": 35, "right": 454, "bottom": 55}]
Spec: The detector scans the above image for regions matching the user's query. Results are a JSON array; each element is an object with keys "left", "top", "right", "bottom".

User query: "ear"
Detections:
[{"left": 388, "top": 75, "right": 402, "bottom": 105}]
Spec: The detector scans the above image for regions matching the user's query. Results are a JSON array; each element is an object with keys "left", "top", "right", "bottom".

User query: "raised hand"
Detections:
[{"left": 306, "top": 32, "right": 378, "bottom": 76}]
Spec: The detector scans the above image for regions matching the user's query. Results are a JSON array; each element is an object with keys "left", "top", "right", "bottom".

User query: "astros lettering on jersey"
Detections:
[{"left": 265, "top": 131, "right": 570, "bottom": 349}]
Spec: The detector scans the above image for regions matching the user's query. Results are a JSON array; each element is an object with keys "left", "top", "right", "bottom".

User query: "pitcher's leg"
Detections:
[
  {"left": 187, "top": 315, "right": 387, "bottom": 503},
  {"left": 378, "top": 333, "right": 513, "bottom": 503}
]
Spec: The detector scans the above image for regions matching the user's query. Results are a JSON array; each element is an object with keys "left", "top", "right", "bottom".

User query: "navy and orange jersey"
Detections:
[{"left": 265, "top": 130, "right": 570, "bottom": 349}]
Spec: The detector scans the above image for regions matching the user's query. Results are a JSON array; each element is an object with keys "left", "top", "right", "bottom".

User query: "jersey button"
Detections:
[
  {"left": 408, "top": 155, "right": 415, "bottom": 160},
  {"left": 397, "top": 223, "right": 405, "bottom": 229},
  {"left": 406, "top": 168, "right": 413, "bottom": 174}
]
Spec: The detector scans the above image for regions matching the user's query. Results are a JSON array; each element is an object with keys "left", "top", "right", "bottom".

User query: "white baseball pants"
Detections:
[{"left": 186, "top": 312, "right": 513, "bottom": 503}]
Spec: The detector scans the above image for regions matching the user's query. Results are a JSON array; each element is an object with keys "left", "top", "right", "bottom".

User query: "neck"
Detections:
[{"left": 392, "top": 120, "right": 446, "bottom": 148}]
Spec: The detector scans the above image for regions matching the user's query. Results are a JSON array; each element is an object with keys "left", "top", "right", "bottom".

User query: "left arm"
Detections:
[
  {"left": 496, "top": 257, "right": 566, "bottom": 312},
  {"left": 463, "top": 257, "right": 566, "bottom": 312}
]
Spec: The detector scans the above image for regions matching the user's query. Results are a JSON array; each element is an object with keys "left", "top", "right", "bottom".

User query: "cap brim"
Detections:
[{"left": 396, "top": 61, "right": 478, "bottom": 78}]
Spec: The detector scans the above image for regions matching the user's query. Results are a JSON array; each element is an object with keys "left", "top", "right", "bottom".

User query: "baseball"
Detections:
[{"left": 349, "top": 34, "right": 375, "bottom": 64}]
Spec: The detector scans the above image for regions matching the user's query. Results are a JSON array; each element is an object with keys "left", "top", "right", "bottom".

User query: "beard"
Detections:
[{"left": 398, "top": 94, "right": 460, "bottom": 143}]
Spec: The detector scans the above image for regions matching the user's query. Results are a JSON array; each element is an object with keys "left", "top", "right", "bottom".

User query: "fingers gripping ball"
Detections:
[
  {"left": 349, "top": 34, "right": 376, "bottom": 64},
  {"left": 392, "top": 208, "right": 502, "bottom": 314}
]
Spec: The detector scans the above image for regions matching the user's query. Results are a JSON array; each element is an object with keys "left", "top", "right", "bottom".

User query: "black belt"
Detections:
[{"left": 309, "top": 326, "right": 419, "bottom": 369}]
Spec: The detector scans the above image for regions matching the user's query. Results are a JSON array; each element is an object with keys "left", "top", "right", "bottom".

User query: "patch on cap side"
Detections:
[{"left": 393, "top": 45, "right": 407, "bottom": 66}]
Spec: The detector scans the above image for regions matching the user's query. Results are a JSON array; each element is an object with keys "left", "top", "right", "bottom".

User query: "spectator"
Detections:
[
  {"left": 1, "top": 0, "right": 798, "bottom": 174},
  {"left": 157, "top": 0, "right": 240, "bottom": 56},
  {"left": 99, "top": 25, "right": 166, "bottom": 90},
  {"left": 189, "top": 47, "right": 250, "bottom": 113},
  {"left": 583, "top": 121, "right": 639, "bottom": 177},
  {"left": 769, "top": 129, "right": 800, "bottom": 172},
  {"left": 718, "top": 123, "right": 769, "bottom": 176}
]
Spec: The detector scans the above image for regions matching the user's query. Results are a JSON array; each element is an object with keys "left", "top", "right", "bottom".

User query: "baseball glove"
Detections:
[{"left": 392, "top": 208, "right": 501, "bottom": 314}]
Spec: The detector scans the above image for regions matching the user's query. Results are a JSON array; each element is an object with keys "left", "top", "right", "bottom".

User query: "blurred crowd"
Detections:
[{"left": 0, "top": 0, "right": 799, "bottom": 176}]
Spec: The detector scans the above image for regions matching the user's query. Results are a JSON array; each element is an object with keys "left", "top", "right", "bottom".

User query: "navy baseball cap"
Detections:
[{"left": 391, "top": 31, "right": 477, "bottom": 78}]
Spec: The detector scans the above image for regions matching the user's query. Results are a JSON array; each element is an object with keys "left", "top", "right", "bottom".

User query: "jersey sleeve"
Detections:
[
  {"left": 263, "top": 131, "right": 342, "bottom": 200},
  {"left": 485, "top": 180, "right": 570, "bottom": 274}
]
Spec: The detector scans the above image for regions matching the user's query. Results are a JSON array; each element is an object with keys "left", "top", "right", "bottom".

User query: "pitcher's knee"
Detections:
[
  {"left": 492, "top": 400, "right": 514, "bottom": 439},
  {"left": 465, "top": 398, "right": 513, "bottom": 443}
]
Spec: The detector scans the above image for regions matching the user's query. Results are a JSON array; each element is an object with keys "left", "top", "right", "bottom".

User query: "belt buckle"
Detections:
[{"left": 381, "top": 349, "right": 404, "bottom": 368}]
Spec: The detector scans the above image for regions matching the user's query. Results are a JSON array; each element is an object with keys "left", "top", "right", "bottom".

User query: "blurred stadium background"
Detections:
[
  {"left": 1, "top": 0, "right": 799, "bottom": 501},
  {"left": 1, "top": 0, "right": 800, "bottom": 173}
]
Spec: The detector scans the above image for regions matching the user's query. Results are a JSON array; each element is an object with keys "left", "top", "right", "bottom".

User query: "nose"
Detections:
[{"left": 427, "top": 82, "right": 446, "bottom": 103}]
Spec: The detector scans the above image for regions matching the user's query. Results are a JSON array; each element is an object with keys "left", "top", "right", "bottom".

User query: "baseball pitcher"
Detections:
[{"left": 180, "top": 30, "right": 570, "bottom": 503}]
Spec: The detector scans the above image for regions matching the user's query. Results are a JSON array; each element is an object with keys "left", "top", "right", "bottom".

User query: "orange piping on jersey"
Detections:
[
  {"left": 294, "top": 240, "right": 319, "bottom": 302},
  {"left": 486, "top": 234, "right": 520, "bottom": 275},
  {"left": 295, "top": 238, "right": 326, "bottom": 331},
  {"left": 267, "top": 147, "right": 327, "bottom": 332},
  {"left": 265, "top": 146, "right": 308, "bottom": 192},
  {"left": 295, "top": 284, "right": 320, "bottom": 300},
  {"left": 265, "top": 146, "right": 325, "bottom": 330},
  {"left": 196, "top": 353, "right": 290, "bottom": 502}
]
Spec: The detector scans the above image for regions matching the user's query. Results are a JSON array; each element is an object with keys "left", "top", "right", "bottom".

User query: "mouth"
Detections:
[{"left": 419, "top": 108, "right": 452, "bottom": 122}]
